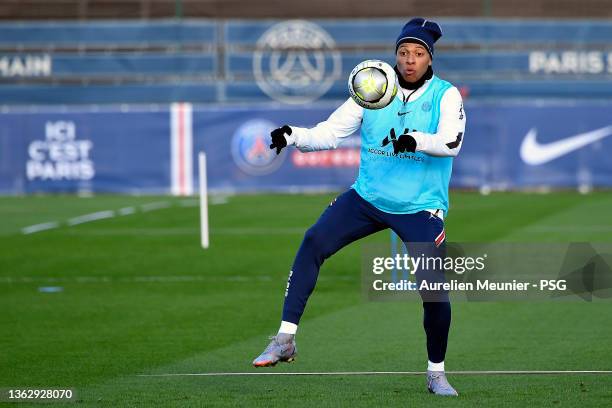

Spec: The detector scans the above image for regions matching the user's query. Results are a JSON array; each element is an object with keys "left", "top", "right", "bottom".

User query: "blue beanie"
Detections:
[{"left": 395, "top": 18, "right": 442, "bottom": 57}]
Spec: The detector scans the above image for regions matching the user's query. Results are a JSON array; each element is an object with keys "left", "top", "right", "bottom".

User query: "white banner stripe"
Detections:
[
  {"left": 170, "top": 103, "right": 193, "bottom": 196},
  {"left": 170, "top": 103, "right": 179, "bottom": 196},
  {"left": 183, "top": 103, "right": 193, "bottom": 195},
  {"left": 178, "top": 102, "right": 186, "bottom": 193}
]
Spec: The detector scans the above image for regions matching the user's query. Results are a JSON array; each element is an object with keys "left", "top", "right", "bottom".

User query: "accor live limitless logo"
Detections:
[{"left": 27, "top": 121, "right": 95, "bottom": 181}]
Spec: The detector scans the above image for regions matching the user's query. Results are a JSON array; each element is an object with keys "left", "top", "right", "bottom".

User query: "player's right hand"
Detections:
[{"left": 269, "top": 125, "right": 292, "bottom": 155}]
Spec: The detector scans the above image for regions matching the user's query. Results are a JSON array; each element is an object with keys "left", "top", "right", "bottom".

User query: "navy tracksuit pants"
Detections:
[{"left": 282, "top": 188, "right": 451, "bottom": 363}]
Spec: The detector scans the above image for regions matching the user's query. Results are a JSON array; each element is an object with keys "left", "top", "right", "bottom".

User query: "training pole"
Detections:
[{"left": 199, "top": 152, "right": 209, "bottom": 249}]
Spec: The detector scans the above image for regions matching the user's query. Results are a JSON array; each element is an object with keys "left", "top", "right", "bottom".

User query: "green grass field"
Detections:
[{"left": 1, "top": 191, "right": 612, "bottom": 407}]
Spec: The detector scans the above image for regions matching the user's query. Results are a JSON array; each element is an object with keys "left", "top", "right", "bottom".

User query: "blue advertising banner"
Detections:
[
  {"left": 0, "top": 106, "right": 171, "bottom": 194},
  {"left": 0, "top": 101, "right": 610, "bottom": 195},
  {"left": 192, "top": 101, "right": 612, "bottom": 192},
  {"left": 458, "top": 102, "right": 612, "bottom": 189},
  {"left": 192, "top": 103, "right": 360, "bottom": 193}
]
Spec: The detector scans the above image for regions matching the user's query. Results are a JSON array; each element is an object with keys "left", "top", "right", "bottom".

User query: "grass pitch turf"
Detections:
[{"left": 1, "top": 192, "right": 611, "bottom": 407}]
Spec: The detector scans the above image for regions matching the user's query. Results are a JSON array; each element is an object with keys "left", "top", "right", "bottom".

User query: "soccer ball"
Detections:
[{"left": 348, "top": 60, "right": 398, "bottom": 110}]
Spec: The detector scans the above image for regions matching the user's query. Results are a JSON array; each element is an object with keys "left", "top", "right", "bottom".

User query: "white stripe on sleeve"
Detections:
[{"left": 411, "top": 86, "right": 466, "bottom": 157}]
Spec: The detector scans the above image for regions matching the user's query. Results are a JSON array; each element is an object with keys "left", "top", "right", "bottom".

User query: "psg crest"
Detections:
[
  {"left": 231, "top": 119, "right": 286, "bottom": 176},
  {"left": 253, "top": 20, "right": 342, "bottom": 104}
]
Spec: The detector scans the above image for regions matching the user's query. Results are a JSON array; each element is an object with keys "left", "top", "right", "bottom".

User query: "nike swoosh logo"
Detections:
[
  {"left": 397, "top": 111, "right": 411, "bottom": 116},
  {"left": 520, "top": 125, "right": 612, "bottom": 166}
]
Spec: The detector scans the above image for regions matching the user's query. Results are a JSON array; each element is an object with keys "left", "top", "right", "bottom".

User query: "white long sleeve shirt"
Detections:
[{"left": 285, "top": 78, "right": 466, "bottom": 157}]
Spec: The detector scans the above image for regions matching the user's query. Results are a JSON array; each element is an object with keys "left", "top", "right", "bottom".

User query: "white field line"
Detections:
[
  {"left": 180, "top": 195, "right": 231, "bottom": 206},
  {"left": 0, "top": 275, "right": 353, "bottom": 284},
  {"left": 527, "top": 225, "right": 612, "bottom": 232},
  {"left": 21, "top": 201, "right": 174, "bottom": 235},
  {"left": 209, "top": 196, "right": 229, "bottom": 205},
  {"left": 21, "top": 221, "right": 60, "bottom": 234},
  {"left": 67, "top": 210, "right": 115, "bottom": 226},
  {"left": 179, "top": 198, "right": 200, "bottom": 207},
  {"left": 136, "top": 370, "right": 612, "bottom": 378},
  {"left": 58, "top": 227, "right": 307, "bottom": 236},
  {"left": 140, "top": 201, "right": 171, "bottom": 212},
  {"left": 118, "top": 206, "right": 136, "bottom": 216},
  {"left": 210, "top": 227, "right": 305, "bottom": 235}
]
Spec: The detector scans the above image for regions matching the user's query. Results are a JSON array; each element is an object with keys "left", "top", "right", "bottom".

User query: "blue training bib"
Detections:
[{"left": 352, "top": 75, "right": 454, "bottom": 215}]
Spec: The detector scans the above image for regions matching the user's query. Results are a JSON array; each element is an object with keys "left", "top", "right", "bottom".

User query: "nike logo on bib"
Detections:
[
  {"left": 397, "top": 111, "right": 411, "bottom": 116},
  {"left": 520, "top": 126, "right": 612, "bottom": 166}
]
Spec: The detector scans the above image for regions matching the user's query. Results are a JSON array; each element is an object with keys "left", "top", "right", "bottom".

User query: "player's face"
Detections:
[{"left": 396, "top": 43, "right": 431, "bottom": 83}]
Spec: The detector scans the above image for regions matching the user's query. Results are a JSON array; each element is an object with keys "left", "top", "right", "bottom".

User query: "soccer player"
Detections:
[{"left": 253, "top": 18, "right": 466, "bottom": 396}]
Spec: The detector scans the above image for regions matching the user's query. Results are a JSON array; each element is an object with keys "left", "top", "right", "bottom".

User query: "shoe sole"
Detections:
[
  {"left": 428, "top": 387, "right": 458, "bottom": 396},
  {"left": 253, "top": 356, "right": 296, "bottom": 368}
]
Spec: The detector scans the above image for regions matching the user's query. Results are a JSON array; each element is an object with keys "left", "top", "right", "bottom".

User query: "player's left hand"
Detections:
[{"left": 390, "top": 129, "right": 417, "bottom": 154}]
